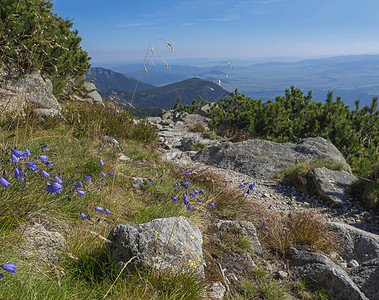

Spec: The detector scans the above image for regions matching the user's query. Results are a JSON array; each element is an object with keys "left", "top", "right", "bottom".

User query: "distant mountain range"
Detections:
[
  {"left": 86, "top": 67, "right": 155, "bottom": 92},
  {"left": 94, "top": 54, "right": 379, "bottom": 108},
  {"left": 86, "top": 67, "right": 229, "bottom": 110}
]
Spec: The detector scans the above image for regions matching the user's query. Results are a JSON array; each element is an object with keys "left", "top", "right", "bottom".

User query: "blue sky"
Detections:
[{"left": 52, "top": 0, "right": 379, "bottom": 63}]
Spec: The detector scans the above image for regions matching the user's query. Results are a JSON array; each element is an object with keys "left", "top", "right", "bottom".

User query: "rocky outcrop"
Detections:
[
  {"left": 307, "top": 167, "right": 358, "bottom": 206},
  {"left": 71, "top": 79, "right": 104, "bottom": 106},
  {"left": 108, "top": 216, "right": 205, "bottom": 277},
  {"left": 329, "top": 222, "right": 379, "bottom": 299},
  {"left": 192, "top": 137, "right": 349, "bottom": 180},
  {"left": 0, "top": 69, "right": 62, "bottom": 115},
  {"left": 287, "top": 247, "right": 369, "bottom": 300}
]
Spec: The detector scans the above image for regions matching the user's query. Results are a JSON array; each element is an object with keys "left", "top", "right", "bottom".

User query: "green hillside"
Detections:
[{"left": 86, "top": 67, "right": 156, "bottom": 92}]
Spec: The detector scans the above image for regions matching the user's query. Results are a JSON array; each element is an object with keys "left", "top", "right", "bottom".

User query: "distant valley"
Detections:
[
  {"left": 86, "top": 67, "right": 229, "bottom": 112},
  {"left": 93, "top": 54, "right": 379, "bottom": 108}
]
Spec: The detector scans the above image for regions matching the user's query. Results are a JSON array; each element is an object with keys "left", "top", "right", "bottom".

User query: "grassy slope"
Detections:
[{"left": 0, "top": 102, "right": 339, "bottom": 299}]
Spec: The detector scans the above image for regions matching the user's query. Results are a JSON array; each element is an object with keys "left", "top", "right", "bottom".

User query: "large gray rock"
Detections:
[
  {"left": 329, "top": 222, "right": 379, "bottom": 264},
  {"left": 329, "top": 222, "right": 379, "bottom": 299},
  {"left": 4, "top": 70, "right": 62, "bottom": 111},
  {"left": 108, "top": 217, "right": 205, "bottom": 277},
  {"left": 215, "top": 220, "right": 263, "bottom": 257},
  {"left": 84, "top": 90, "right": 103, "bottom": 106},
  {"left": 193, "top": 137, "right": 349, "bottom": 180},
  {"left": 81, "top": 81, "right": 97, "bottom": 93},
  {"left": 307, "top": 167, "right": 357, "bottom": 206},
  {"left": 287, "top": 247, "right": 368, "bottom": 300},
  {"left": 348, "top": 258, "right": 379, "bottom": 300}
]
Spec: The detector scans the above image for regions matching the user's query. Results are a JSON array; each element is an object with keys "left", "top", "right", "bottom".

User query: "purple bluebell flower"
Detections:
[
  {"left": 99, "top": 158, "right": 104, "bottom": 166},
  {"left": 249, "top": 184, "right": 255, "bottom": 190},
  {"left": 52, "top": 182, "right": 63, "bottom": 193},
  {"left": 264, "top": 226, "right": 268, "bottom": 230},
  {"left": 86, "top": 213, "right": 90, "bottom": 220},
  {"left": 221, "top": 184, "right": 226, "bottom": 188},
  {"left": 105, "top": 208, "right": 111, "bottom": 215},
  {"left": 39, "top": 155, "right": 48, "bottom": 163},
  {"left": 184, "top": 178, "right": 190, "bottom": 184},
  {"left": 0, "top": 273, "right": 3, "bottom": 278},
  {"left": 199, "top": 189, "right": 205, "bottom": 194},
  {"left": 1, "top": 264, "right": 17, "bottom": 274},
  {"left": 84, "top": 176, "right": 92, "bottom": 181},
  {"left": 197, "top": 198, "right": 202, "bottom": 203},
  {"left": 43, "top": 148, "right": 49, "bottom": 152},
  {"left": 186, "top": 172, "right": 192, "bottom": 176},
  {"left": 80, "top": 212, "right": 86, "bottom": 220},
  {"left": 14, "top": 168, "right": 22, "bottom": 179},
  {"left": 181, "top": 183, "right": 188, "bottom": 189},
  {"left": 25, "top": 148, "right": 31, "bottom": 157},
  {"left": 209, "top": 203, "right": 216, "bottom": 208},
  {"left": 95, "top": 207, "right": 104, "bottom": 212},
  {"left": 174, "top": 183, "right": 179, "bottom": 188},
  {"left": 193, "top": 189, "right": 198, "bottom": 194},
  {"left": 183, "top": 195, "right": 188, "bottom": 205},
  {"left": 148, "top": 178, "right": 154, "bottom": 183},
  {"left": 12, "top": 149, "right": 26, "bottom": 158},
  {"left": 74, "top": 181, "right": 83, "bottom": 189},
  {"left": 99, "top": 145, "right": 103, "bottom": 151},
  {"left": 41, "top": 170, "right": 50, "bottom": 179},
  {"left": 3, "top": 170, "right": 8, "bottom": 178},
  {"left": 46, "top": 182, "right": 55, "bottom": 194},
  {"left": 53, "top": 176, "right": 63, "bottom": 184},
  {"left": 11, "top": 153, "right": 19, "bottom": 163},
  {"left": 77, "top": 190, "right": 86, "bottom": 197},
  {"left": 31, "top": 166, "right": 38, "bottom": 173},
  {"left": 239, "top": 184, "right": 244, "bottom": 189},
  {"left": 180, "top": 168, "right": 184, "bottom": 172},
  {"left": 187, "top": 204, "right": 192, "bottom": 211},
  {"left": 25, "top": 162, "right": 36, "bottom": 168},
  {"left": 258, "top": 218, "right": 262, "bottom": 222},
  {"left": 171, "top": 196, "right": 178, "bottom": 202},
  {"left": 0, "top": 177, "right": 11, "bottom": 189},
  {"left": 47, "top": 161, "right": 54, "bottom": 168},
  {"left": 101, "top": 171, "right": 106, "bottom": 177},
  {"left": 190, "top": 192, "right": 196, "bottom": 197},
  {"left": 109, "top": 172, "right": 114, "bottom": 177},
  {"left": 244, "top": 182, "right": 249, "bottom": 186}
]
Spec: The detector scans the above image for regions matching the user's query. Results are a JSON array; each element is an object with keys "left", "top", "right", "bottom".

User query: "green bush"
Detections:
[{"left": 0, "top": 0, "right": 90, "bottom": 96}]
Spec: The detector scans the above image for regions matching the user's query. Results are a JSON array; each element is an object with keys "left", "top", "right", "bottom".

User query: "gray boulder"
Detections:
[
  {"left": 193, "top": 137, "right": 349, "bottom": 180},
  {"left": 108, "top": 217, "right": 205, "bottom": 277},
  {"left": 307, "top": 167, "right": 357, "bottom": 206},
  {"left": 81, "top": 81, "right": 97, "bottom": 93},
  {"left": 329, "top": 222, "right": 379, "bottom": 264},
  {"left": 348, "top": 258, "right": 379, "bottom": 300},
  {"left": 83, "top": 90, "right": 104, "bottom": 106},
  {"left": 215, "top": 220, "right": 263, "bottom": 257},
  {"left": 287, "top": 247, "right": 368, "bottom": 300},
  {"left": 4, "top": 70, "right": 62, "bottom": 111}
]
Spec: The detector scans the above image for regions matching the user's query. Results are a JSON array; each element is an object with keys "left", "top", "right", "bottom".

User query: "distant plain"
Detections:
[{"left": 95, "top": 54, "right": 379, "bottom": 108}]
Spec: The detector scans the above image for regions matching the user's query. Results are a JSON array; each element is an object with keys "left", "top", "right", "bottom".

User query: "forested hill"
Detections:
[
  {"left": 131, "top": 77, "right": 229, "bottom": 109},
  {"left": 86, "top": 67, "right": 156, "bottom": 92},
  {"left": 95, "top": 74, "right": 229, "bottom": 110}
]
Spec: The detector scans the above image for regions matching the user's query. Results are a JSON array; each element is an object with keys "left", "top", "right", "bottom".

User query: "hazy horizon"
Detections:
[{"left": 52, "top": 0, "right": 379, "bottom": 63}]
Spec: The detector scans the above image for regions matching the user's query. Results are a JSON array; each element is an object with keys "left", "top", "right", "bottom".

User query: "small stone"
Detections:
[
  {"left": 277, "top": 270, "right": 288, "bottom": 279},
  {"left": 348, "top": 259, "right": 360, "bottom": 268},
  {"left": 207, "top": 281, "right": 226, "bottom": 300}
]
